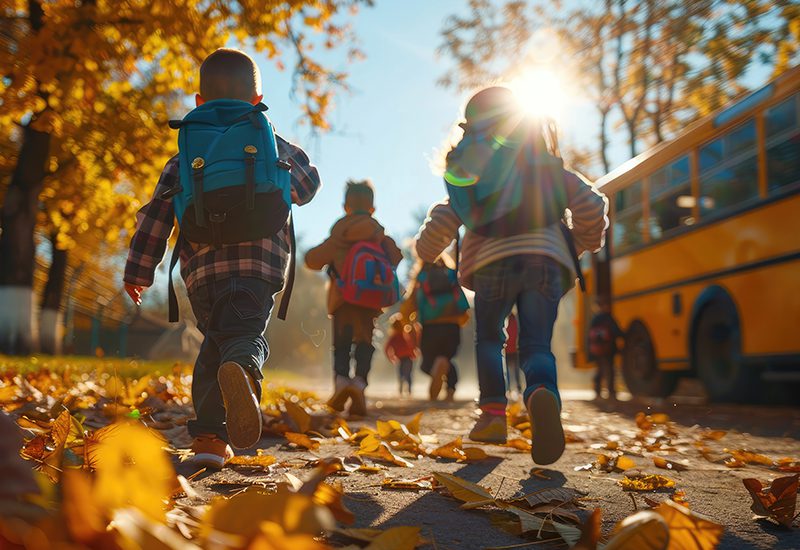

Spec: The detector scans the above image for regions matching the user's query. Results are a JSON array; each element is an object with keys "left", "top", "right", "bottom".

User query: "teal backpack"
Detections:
[
  {"left": 163, "top": 100, "right": 296, "bottom": 321},
  {"left": 416, "top": 263, "right": 469, "bottom": 324}
]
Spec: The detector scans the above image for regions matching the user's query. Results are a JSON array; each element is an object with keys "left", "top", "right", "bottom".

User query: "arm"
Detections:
[
  {"left": 564, "top": 171, "right": 609, "bottom": 255},
  {"left": 277, "top": 136, "right": 321, "bottom": 206},
  {"left": 415, "top": 200, "right": 461, "bottom": 263},
  {"left": 382, "top": 234, "right": 404, "bottom": 268},
  {"left": 304, "top": 237, "right": 335, "bottom": 271},
  {"left": 123, "top": 156, "right": 179, "bottom": 304}
]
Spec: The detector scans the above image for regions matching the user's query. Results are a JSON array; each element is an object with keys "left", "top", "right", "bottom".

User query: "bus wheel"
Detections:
[
  {"left": 622, "top": 320, "right": 678, "bottom": 398},
  {"left": 694, "top": 298, "right": 752, "bottom": 402}
]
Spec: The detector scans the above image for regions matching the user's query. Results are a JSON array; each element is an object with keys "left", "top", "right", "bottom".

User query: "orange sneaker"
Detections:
[
  {"left": 190, "top": 435, "right": 234, "bottom": 469},
  {"left": 218, "top": 361, "right": 262, "bottom": 449}
]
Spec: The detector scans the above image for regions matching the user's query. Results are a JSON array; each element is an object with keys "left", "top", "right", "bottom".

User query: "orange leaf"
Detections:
[
  {"left": 742, "top": 474, "right": 798, "bottom": 528},
  {"left": 285, "top": 432, "right": 320, "bottom": 451},
  {"left": 653, "top": 457, "right": 689, "bottom": 472}
]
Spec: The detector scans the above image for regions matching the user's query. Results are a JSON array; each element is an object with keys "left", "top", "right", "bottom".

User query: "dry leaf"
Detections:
[
  {"left": 285, "top": 432, "right": 320, "bottom": 451},
  {"left": 381, "top": 477, "right": 434, "bottom": 491},
  {"left": 504, "top": 438, "right": 532, "bottom": 451},
  {"left": 432, "top": 472, "right": 495, "bottom": 509},
  {"left": 616, "top": 456, "right": 637, "bottom": 471},
  {"left": 283, "top": 401, "right": 312, "bottom": 434},
  {"left": 430, "top": 437, "right": 489, "bottom": 462},
  {"left": 358, "top": 441, "right": 413, "bottom": 467},
  {"left": 619, "top": 474, "right": 676, "bottom": 492},
  {"left": 363, "top": 526, "right": 422, "bottom": 550},
  {"left": 654, "top": 457, "right": 689, "bottom": 472},
  {"left": 249, "top": 521, "right": 330, "bottom": 550},
  {"left": 698, "top": 430, "right": 726, "bottom": 441},
  {"left": 776, "top": 458, "right": 800, "bottom": 473},
  {"left": 228, "top": 454, "right": 277, "bottom": 467},
  {"left": 742, "top": 474, "right": 798, "bottom": 528},
  {"left": 656, "top": 500, "right": 723, "bottom": 549},
  {"left": 726, "top": 449, "right": 775, "bottom": 467},
  {"left": 517, "top": 487, "right": 585, "bottom": 509},
  {"left": 606, "top": 510, "right": 670, "bottom": 550},
  {"left": 572, "top": 508, "right": 601, "bottom": 550},
  {"left": 313, "top": 481, "right": 354, "bottom": 525}
]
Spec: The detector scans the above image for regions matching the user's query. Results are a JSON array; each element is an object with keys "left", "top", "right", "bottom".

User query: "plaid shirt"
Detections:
[{"left": 124, "top": 136, "right": 321, "bottom": 296}]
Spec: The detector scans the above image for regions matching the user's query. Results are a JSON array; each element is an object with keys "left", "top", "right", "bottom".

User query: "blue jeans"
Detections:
[
  {"left": 473, "top": 255, "right": 567, "bottom": 408},
  {"left": 187, "top": 276, "right": 280, "bottom": 441}
]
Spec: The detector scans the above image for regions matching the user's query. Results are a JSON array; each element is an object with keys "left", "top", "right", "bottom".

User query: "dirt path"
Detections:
[{"left": 175, "top": 392, "right": 800, "bottom": 550}]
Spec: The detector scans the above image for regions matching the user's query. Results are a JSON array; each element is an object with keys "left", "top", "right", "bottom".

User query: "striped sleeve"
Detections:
[
  {"left": 415, "top": 200, "right": 462, "bottom": 263},
  {"left": 564, "top": 171, "right": 609, "bottom": 254},
  {"left": 277, "top": 136, "right": 321, "bottom": 206}
]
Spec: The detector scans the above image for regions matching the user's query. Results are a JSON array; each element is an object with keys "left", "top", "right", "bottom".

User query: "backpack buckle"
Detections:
[{"left": 209, "top": 212, "right": 226, "bottom": 223}]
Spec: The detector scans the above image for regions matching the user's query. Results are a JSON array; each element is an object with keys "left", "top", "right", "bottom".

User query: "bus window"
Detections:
[
  {"left": 612, "top": 181, "right": 644, "bottom": 253},
  {"left": 649, "top": 156, "right": 693, "bottom": 239},
  {"left": 699, "top": 119, "right": 759, "bottom": 215},
  {"left": 765, "top": 93, "right": 800, "bottom": 192}
]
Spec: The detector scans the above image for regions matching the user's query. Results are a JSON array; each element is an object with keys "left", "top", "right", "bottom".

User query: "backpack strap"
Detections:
[
  {"left": 558, "top": 223, "right": 586, "bottom": 292},
  {"left": 276, "top": 215, "right": 296, "bottom": 321},
  {"left": 191, "top": 157, "right": 206, "bottom": 228},
  {"left": 244, "top": 151, "right": 256, "bottom": 210},
  {"left": 167, "top": 233, "right": 184, "bottom": 323},
  {"left": 454, "top": 229, "right": 460, "bottom": 274}
]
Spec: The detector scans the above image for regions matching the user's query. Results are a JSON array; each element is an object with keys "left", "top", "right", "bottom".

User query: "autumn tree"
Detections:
[
  {"left": 438, "top": 0, "right": 800, "bottom": 176},
  {"left": 0, "top": 0, "right": 371, "bottom": 354}
]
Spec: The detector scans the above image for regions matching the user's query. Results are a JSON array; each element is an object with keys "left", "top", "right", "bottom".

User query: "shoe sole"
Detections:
[
  {"left": 428, "top": 360, "right": 449, "bottom": 401},
  {"left": 218, "top": 362, "right": 262, "bottom": 449},
  {"left": 468, "top": 431, "right": 508, "bottom": 444},
  {"left": 528, "top": 389, "right": 565, "bottom": 465},
  {"left": 191, "top": 452, "right": 227, "bottom": 470}
]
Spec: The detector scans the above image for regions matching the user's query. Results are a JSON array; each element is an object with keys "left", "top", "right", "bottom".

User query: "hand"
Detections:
[
  {"left": 290, "top": 189, "right": 300, "bottom": 204},
  {"left": 124, "top": 283, "right": 144, "bottom": 306}
]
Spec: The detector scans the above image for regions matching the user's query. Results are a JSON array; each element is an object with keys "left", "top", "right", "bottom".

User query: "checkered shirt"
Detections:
[{"left": 123, "top": 136, "right": 321, "bottom": 296}]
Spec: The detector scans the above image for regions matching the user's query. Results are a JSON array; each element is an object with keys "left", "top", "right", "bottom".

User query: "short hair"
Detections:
[
  {"left": 199, "top": 48, "right": 261, "bottom": 101},
  {"left": 344, "top": 179, "right": 375, "bottom": 212}
]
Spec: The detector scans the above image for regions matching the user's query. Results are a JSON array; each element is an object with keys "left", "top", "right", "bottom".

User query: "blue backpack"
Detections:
[
  {"left": 416, "top": 263, "right": 468, "bottom": 324},
  {"left": 166, "top": 100, "right": 292, "bottom": 245},
  {"left": 163, "top": 100, "right": 296, "bottom": 321}
]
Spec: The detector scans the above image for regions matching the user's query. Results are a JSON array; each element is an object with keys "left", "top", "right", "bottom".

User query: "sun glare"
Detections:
[{"left": 510, "top": 66, "right": 570, "bottom": 122}]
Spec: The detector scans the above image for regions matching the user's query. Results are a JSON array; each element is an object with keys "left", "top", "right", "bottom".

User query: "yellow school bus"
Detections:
[{"left": 574, "top": 66, "right": 800, "bottom": 401}]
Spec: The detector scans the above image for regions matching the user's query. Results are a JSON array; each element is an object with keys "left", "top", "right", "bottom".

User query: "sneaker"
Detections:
[
  {"left": 468, "top": 412, "right": 507, "bottom": 444},
  {"left": 428, "top": 359, "right": 449, "bottom": 401},
  {"left": 445, "top": 388, "right": 455, "bottom": 402},
  {"left": 190, "top": 435, "right": 234, "bottom": 469},
  {"left": 526, "top": 387, "right": 565, "bottom": 465},
  {"left": 217, "top": 361, "right": 262, "bottom": 449},
  {"left": 348, "top": 376, "right": 368, "bottom": 417},
  {"left": 328, "top": 375, "right": 352, "bottom": 412}
]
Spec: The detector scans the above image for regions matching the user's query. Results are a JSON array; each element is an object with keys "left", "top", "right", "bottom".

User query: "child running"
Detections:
[
  {"left": 384, "top": 315, "right": 417, "bottom": 396},
  {"left": 305, "top": 179, "right": 403, "bottom": 416},
  {"left": 123, "top": 48, "right": 321, "bottom": 468},
  {"left": 416, "top": 86, "right": 608, "bottom": 464},
  {"left": 400, "top": 254, "right": 469, "bottom": 401}
]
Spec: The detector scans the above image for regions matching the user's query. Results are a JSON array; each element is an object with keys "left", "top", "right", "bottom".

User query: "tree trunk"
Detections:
[
  {"left": 0, "top": 124, "right": 51, "bottom": 354},
  {"left": 39, "top": 241, "right": 67, "bottom": 355},
  {"left": 599, "top": 108, "right": 611, "bottom": 174}
]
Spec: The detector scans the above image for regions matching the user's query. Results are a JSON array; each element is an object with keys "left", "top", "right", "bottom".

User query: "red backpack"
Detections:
[
  {"left": 588, "top": 323, "right": 613, "bottom": 357},
  {"left": 333, "top": 241, "right": 400, "bottom": 310}
]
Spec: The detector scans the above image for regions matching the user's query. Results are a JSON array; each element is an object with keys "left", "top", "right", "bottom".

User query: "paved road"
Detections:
[{"left": 180, "top": 390, "right": 800, "bottom": 549}]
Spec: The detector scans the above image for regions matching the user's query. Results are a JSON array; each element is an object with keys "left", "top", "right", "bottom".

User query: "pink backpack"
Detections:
[{"left": 333, "top": 241, "right": 399, "bottom": 310}]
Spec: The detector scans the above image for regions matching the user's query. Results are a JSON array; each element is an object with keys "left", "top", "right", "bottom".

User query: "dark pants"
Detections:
[
  {"left": 187, "top": 277, "right": 279, "bottom": 442},
  {"left": 505, "top": 351, "right": 522, "bottom": 392},
  {"left": 594, "top": 356, "right": 616, "bottom": 397},
  {"left": 398, "top": 357, "right": 413, "bottom": 392},
  {"left": 419, "top": 322, "right": 460, "bottom": 390},
  {"left": 473, "top": 255, "right": 568, "bottom": 407},
  {"left": 332, "top": 303, "right": 378, "bottom": 382}
]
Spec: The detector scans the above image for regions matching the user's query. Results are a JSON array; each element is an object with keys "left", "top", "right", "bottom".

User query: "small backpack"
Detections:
[
  {"left": 416, "top": 264, "right": 469, "bottom": 324},
  {"left": 588, "top": 322, "right": 614, "bottom": 357},
  {"left": 167, "top": 100, "right": 292, "bottom": 246},
  {"left": 443, "top": 126, "right": 567, "bottom": 238},
  {"left": 333, "top": 241, "right": 399, "bottom": 310}
]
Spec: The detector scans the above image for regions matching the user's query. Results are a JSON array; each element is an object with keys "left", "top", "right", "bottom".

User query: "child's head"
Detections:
[
  {"left": 344, "top": 179, "right": 375, "bottom": 215},
  {"left": 197, "top": 48, "right": 263, "bottom": 106},
  {"left": 463, "top": 86, "right": 517, "bottom": 129}
]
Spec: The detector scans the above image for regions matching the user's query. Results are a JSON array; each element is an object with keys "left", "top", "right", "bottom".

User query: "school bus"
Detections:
[{"left": 573, "top": 66, "right": 800, "bottom": 401}]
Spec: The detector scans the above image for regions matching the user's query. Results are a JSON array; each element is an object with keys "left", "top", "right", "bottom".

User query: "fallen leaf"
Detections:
[
  {"left": 776, "top": 458, "right": 800, "bottom": 473},
  {"left": 726, "top": 449, "right": 774, "bottom": 467},
  {"left": 358, "top": 441, "right": 413, "bottom": 467},
  {"left": 517, "top": 487, "right": 585, "bottom": 509},
  {"left": 656, "top": 499, "right": 723, "bottom": 549},
  {"left": 249, "top": 521, "right": 330, "bottom": 550},
  {"left": 285, "top": 432, "right": 320, "bottom": 451},
  {"left": 406, "top": 412, "right": 423, "bottom": 435},
  {"left": 283, "top": 401, "right": 312, "bottom": 434},
  {"left": 504, "top": 438, "right": 532, "bottom": 451},
  {"left": 313, "top": 481, "right": 354, "bottom": 525},
  {"left": 619, "top": 474, "right": 676, "bottom": 492},
  {"left": 742, "top": 474, "right": 798, "bottom": 528},
  {"left": 572, "top": 508, "right": 601, "bottom": 550},
  {"left": 616, "top": 456, "right": 637, "bottom": 471},
  {"left": 698, "top": 430, "right": 726, "bottom": 441},
  {"left": 381, "top": 477, "right": 434, "bottom": 491},
  {"left": 432, "top": 472, "right": 495, "bottom": 509},
  {"left": 606, "top": 510, "right": 670, "bottom": 550},
  {"left": 227, "top": 454, "right": 277, "bottom": 467},
  {"left": 363, "top": 526, "right": 422, "bottom": 550},
  {"left": 654, "top": 457, "right": 689, "bottom": 472},
  {"left": 430, "top": 437, "right": 489, "bottom": 462}
]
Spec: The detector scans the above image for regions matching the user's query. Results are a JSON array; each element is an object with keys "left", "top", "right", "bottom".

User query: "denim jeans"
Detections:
[
  {"left": 473, "top": 255, "right": 568, "bottom": 407},
  {"left": 187, "top": 276, "right": 280, "bottom": 441}
]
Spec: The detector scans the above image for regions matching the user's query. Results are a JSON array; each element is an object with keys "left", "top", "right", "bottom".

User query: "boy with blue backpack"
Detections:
[
  {"left": 417, "top": 86, "right": 607, "bottom": 465},
  {"left": 123, "top": 49, "right": 321, "bottom": 469},
  {"left": 400, "top": 254, "right": 469, "bottom": 401},
  {"left": 305, "top": 179, "right": 403, "bottom": 416}
]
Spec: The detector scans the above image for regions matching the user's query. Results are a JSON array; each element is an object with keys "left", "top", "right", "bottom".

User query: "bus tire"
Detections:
[
  {"left": 622, "top": 320, "right": 678, "bottom": 398},
  {"left": 693, "top": 294, "right": 753, "bottom": 402}
]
